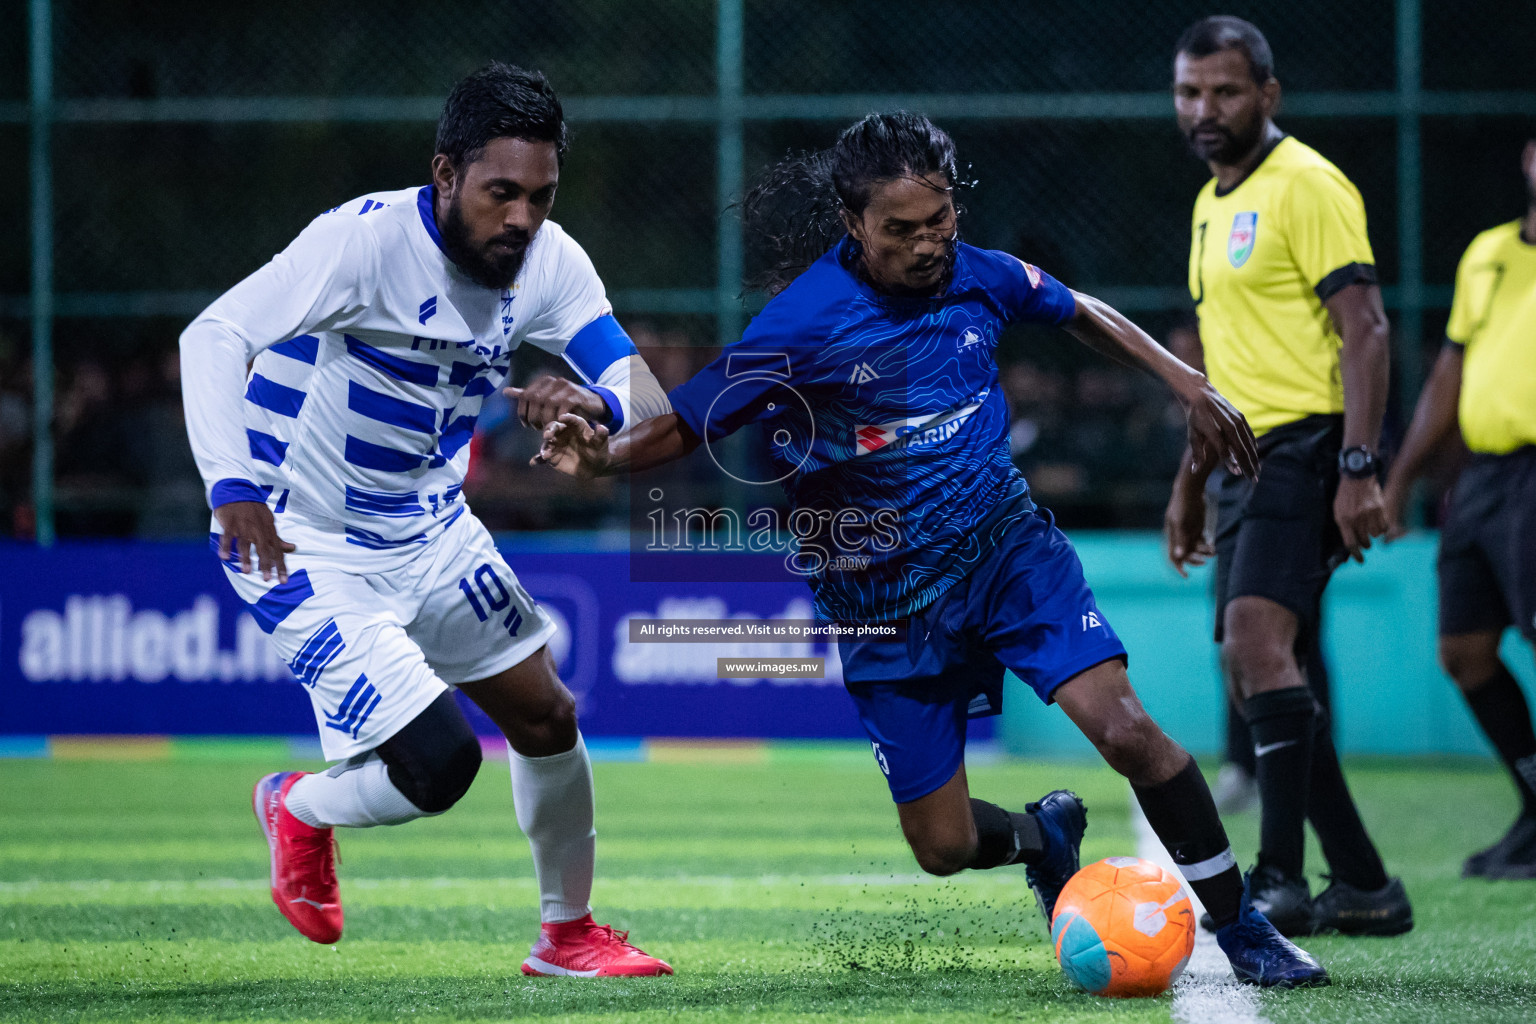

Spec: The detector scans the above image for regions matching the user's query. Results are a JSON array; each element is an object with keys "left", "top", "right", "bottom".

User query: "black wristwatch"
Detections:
[{"left": 1338, "top": 445, "right": 1379, "bottom": 480}]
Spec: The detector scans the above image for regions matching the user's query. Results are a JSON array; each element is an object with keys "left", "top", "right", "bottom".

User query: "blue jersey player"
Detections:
[{"left": 533, "top": 113, "right": 1326, "bottom": 987}]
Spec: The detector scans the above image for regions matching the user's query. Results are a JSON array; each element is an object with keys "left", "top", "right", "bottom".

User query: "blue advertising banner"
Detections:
[{"left": 0, "top": 540, "right": 954, "bottom": 743}]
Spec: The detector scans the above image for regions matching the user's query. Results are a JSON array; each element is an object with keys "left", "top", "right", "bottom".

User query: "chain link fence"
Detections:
[{"left": 1, "top": 0, "right": 1531, "bottom": 539}]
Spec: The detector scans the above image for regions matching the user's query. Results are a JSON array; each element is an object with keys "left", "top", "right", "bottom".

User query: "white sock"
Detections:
[
  {"left": 510, "top": 732, "right": 595, "bottom": 924},
  {"left": 286, "top": 754, "right": 427, "bottom": 828}
]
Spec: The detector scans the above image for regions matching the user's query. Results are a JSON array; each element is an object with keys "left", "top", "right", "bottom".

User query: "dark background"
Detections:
[{"left": 1, "top": 0, "right": 1529, "bottom": 539}]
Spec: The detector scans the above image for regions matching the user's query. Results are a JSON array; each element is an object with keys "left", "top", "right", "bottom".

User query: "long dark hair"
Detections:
[{"left": 740, "top": 112, "right": 967, "bottom": 295}]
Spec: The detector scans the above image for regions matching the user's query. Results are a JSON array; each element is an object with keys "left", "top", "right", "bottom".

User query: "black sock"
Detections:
[
  {"left": 1243, "top": 687, "right": 1316, "bottom": 879},
  {"left": 1305, "top": 711, "right": 1389, "bottom": 891},
  {"left": 1133, "top": 756, "right": 1243, "bottom": 928},
  {"left": 1463, "top": 664, "right": 1536, "bottom": 816},
  {"left": 969, "top": 798, "right": 1043, "bottom": 868},
  {"left": 1225, "top": 697, "right": 1255, "bottom": 775}
]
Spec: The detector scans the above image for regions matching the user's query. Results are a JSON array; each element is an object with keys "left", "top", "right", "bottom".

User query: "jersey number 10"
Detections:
[{"left": 458, "top": 563, "right": 523, "bottom": 638}]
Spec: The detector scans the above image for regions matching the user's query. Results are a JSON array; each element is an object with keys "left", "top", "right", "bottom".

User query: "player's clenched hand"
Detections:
[
  {"left": 532, "top": 412, "right": 610, "bottom": 478},
  {"left": 1180, "top": 379, "right": 1259, "bottom": 479},
  {"left": 1164, "top": 481, "right": 1213, "bottom": 578},
  {"left": 213, "top": 501, "right": 295, "bottom": 583},
  {"left": 504, "top": 375, "right": 608, "bottom": 430},
  {"left": 1334, "top": 475, "right": 1389, "bottom": 563}
]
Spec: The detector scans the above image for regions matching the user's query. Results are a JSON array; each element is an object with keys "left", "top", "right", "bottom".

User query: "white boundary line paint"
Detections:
[{"left": 1131, "top": 792, "right": 1268, "bottom": 1024}]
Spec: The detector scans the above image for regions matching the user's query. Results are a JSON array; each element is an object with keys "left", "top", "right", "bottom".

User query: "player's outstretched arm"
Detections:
[
  {"left": 504, "top": 376, "right": 611, "bottom": 429},
  {"left": 1381, "top": 343, "right": 1463, "bottom": 539},
  {"left": 1064, "top": 289, "right": 1260, "bottom": 481},
  {"left": 533, "top": 412, "right": 699, "bottom": 478}
]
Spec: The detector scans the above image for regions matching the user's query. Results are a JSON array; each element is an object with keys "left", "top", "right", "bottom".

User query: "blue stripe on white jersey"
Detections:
[
  {"left": 246, "top": 428, "right": 288, "bottom": 466},
  {"left": 245, "top": 374, "right": 307, "bottom": 417},
  {"left": 344, "top": 524, "right": 429, "bottom": 548},
  {"left": 345, "top": 334, "right": 439, "bottom": 386},
  {"left": 462, "top": 376, "right": 497, "bottom": 397},
  {"left": 247, "top": 570, "right": 315, "bottom": 633},
  {"left": 448, "top": 361, "right": 483, "bottom": 388},
  {"left": 437, "top": 415, "right": 477, "bottom": 459},
  {"left": 347, "top": 380, "right": 436, "bottom": 433},
  {"left": 270, "top": 334, "right": 319, "bottom": 364},
  {"left": 344, "top": 435, "right": 426, "bottom": 473},
  {"left": 343, "top": 485, "right": 427, "bottom": 518}
]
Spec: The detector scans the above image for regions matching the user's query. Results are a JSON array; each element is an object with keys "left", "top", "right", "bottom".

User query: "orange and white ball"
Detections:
[{"left": 1050, "top": 856, "right": 1196, "bottom": 998}]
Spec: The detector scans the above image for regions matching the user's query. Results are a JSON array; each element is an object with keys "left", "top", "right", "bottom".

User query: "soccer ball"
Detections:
[{"left": 1050, "top": 856, "right": 1195, "bottom": 998}]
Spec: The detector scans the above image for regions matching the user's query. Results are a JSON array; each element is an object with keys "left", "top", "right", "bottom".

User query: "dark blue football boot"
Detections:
[
  {"left": 1024, "top": 789, "right": 1087, "bottom": 925},
  {"left": 1216, "top": 875, "right": 1331, "bottom": 988}
]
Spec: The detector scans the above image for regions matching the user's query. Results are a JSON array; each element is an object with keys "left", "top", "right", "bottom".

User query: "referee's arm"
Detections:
[
  {"left": 1382, "top": 343, "right": 1464, "bottom": 537},
  {"left": 1326, "top": 281, "right": 1392, "bottom": 561}
]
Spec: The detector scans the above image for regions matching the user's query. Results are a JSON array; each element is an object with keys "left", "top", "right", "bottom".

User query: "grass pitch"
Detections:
[{"left": 2, "top": 751, "right": 1533, "bottom": 1023}]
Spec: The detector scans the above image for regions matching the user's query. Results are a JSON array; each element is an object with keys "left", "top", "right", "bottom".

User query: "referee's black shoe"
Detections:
[
  {"left": 1463, "top": 815, "right": 1536, "bottom": 880},
  {"left": 1201, "top": 864, "right": 1315, "bottom": 937},
  {"left": 1311, "top": 875, "right": 1413, "bottom": 936}
]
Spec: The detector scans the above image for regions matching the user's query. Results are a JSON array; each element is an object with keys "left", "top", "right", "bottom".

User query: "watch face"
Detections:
[{"left": 1343, "top": 449, "right": 1372, "bottom": 474}]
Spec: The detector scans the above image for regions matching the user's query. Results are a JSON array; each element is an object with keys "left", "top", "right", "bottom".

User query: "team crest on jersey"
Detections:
[
  {"left": 959, "top": 327, "right": 983, "bottom": 349},
  {"left": 1228, "top": 212, "right": 1258, "bottom": 267}
]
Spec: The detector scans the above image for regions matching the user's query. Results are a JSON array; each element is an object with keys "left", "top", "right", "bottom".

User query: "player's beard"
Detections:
[
  {"left": 1185, "top": 116, "right": 1263, "bottom": 165},
  {"left": 440, "top": 195, "right": 531, "bottom": 290}
]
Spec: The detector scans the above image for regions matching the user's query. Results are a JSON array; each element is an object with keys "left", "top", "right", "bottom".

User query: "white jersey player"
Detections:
[{"left": 180, "top": 63, "right": 673, "bottom": 976}]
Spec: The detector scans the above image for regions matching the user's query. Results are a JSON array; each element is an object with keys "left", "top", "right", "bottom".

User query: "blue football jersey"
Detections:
[{"left": 669, "top": 236, "right": 1077, "bottom": 622}]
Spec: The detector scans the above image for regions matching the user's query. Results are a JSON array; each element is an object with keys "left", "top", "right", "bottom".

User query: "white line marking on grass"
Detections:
[{"left": 1131, "top": 793, "right": 1267, "bottom": 1024}]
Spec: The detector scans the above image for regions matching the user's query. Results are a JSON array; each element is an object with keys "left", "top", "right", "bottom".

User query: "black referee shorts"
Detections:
[
  {"left": 1438, "top": 446, "right": 1536, "bottom": 642},
  {"left": 1211, "top": 414, "right": 1345, "bottom": 647}
]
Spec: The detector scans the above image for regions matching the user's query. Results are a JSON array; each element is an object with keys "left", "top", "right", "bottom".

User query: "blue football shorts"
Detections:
[{"left": 836, "top": 507, "right": 1127, "bottom": 803}]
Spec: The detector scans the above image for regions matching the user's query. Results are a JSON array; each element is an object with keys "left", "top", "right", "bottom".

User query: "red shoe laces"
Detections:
[{"left": 591, "top": 923, "right": 632, "bottom": 949}]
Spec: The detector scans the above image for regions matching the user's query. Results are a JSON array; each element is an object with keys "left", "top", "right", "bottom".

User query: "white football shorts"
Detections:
[{"left": 218, "top": 506, "right": 556, "bottom": 760}]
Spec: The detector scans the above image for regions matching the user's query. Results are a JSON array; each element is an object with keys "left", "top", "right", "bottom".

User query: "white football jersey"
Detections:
[{"left": 182, "top": 186, "right": 666, "bottom": 547}]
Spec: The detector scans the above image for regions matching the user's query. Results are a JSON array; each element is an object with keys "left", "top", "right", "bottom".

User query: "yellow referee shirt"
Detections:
[
  {"left": 1188, "top": 136, "right": 1377, "bottom": 435},
  {"left": 1446, "top": 220, "right": 1536, "bottom": 454}
]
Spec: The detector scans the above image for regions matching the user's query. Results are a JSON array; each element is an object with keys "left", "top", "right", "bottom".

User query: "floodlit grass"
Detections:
[{"left": 1, "top": 755, "right": 1532, "bottom": 1022}]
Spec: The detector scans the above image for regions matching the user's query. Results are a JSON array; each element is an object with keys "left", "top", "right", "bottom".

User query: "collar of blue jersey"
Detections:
[
  {"left": 833, "top": 234, "right": 971, "bottom": 310},
  {"left": 415, "top": 185, "right": 449, "bottom": 255}
]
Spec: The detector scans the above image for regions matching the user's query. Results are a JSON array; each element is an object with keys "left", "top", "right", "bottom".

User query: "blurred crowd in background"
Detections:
[
  {"left": 6, "top": 0, "right": 1518, "bottom": 542},
  {"left": 0, "top": 307, "right": 1464, "bottom": 542}
]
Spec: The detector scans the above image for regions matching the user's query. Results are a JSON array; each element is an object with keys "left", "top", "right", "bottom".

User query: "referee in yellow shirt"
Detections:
[
  {"left": 1383, "top": 139, "right": 1536, "bottom": 880},
  {"left": 1163, "top": 16, "right": 1411, "bottom": 937}
]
